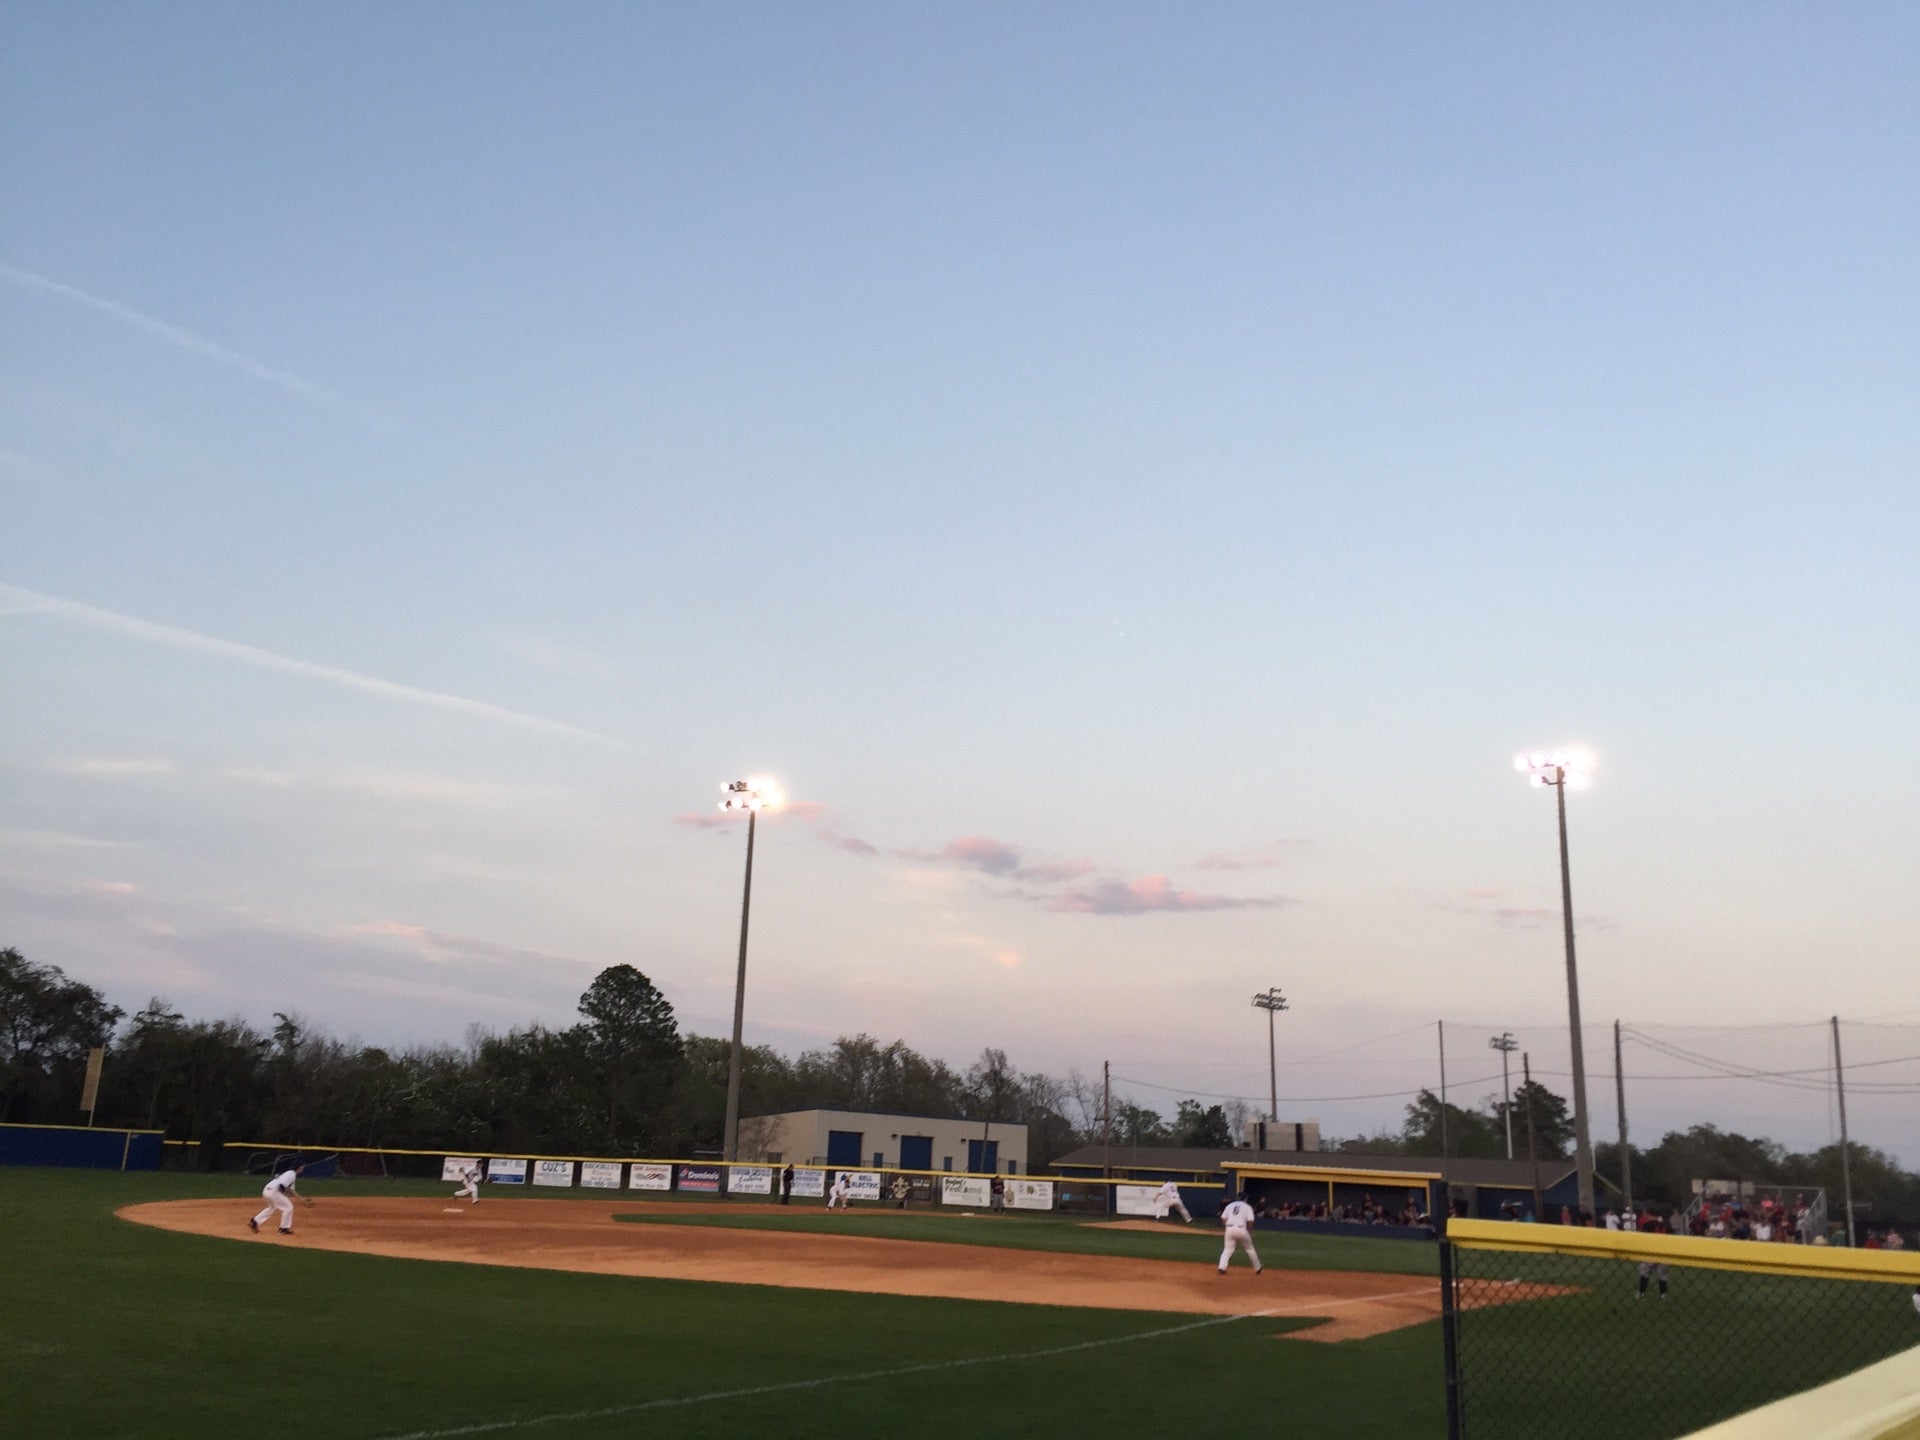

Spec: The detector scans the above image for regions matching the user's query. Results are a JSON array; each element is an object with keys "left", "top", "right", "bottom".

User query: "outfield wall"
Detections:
[{"left": 1, "top": 1121, "right": 163, "bottom": 1170}]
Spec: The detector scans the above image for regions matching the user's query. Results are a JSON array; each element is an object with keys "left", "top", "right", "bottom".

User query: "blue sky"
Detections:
[{"left": 4, "top": 5, "right": 1917, "bottom": 1160}]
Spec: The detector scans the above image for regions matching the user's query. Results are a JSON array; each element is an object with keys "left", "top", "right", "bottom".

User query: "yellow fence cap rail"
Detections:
[{"left": 1447, "top": 1218, "right": 1920, "bottom": 1285}]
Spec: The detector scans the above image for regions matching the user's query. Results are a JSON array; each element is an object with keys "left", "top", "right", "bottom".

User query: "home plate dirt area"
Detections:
[{"left": 121, "top": 1198, "right": 1479, "bottom": 1343}]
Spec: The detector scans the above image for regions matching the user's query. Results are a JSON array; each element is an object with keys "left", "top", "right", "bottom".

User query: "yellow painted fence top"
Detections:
[{"left": 1447, "top": 1217, "right": 1920, "bottom": 1285}]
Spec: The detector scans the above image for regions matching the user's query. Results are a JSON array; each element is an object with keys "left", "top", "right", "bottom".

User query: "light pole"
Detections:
[
  {"left": 719, "top": 776, "right": 781, "bottom": 1164},
  {"left": 1490, "top": 1032, "right": 1518, "bottom": 1160},
  {"left": 1516, "top": 747, "right": 1597, "bottom": 1217},
  {"left": 1252, "top": 988, "right": 1288, "bottom": 1141}
]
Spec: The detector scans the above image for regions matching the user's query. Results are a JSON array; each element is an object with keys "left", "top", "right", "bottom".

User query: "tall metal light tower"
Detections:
[
  {"left": 1252, "top": 988, "right": 1289, "bottom": 1137},
  {"left": 719, "top": 776, "right": 782, "bottom": 1164},
  {"left": 1516, "top": 747, "right": 1597, "bottom": 1216}
]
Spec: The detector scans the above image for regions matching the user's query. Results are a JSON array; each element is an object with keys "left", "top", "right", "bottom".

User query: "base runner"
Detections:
[
  {"left": 249, "top": 1163, "right": 312, "bottom": 1235},
  {"left": 1218, "top": 1195, "right": 1263, "bottom": 1274}
]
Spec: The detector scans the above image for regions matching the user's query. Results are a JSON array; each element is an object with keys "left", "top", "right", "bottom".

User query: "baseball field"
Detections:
[{"left": 5, "top": 1167, "right": 1448, "bottom": 1438}]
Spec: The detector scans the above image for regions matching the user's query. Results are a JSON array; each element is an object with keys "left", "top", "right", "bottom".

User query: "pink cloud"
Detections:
[
  {"left": 903, "top": 835, "right": 1095, "bottom": 885},
  {"left": 820, "top": 829, "right": 880, "bottom": 857},
  {"left": 1045, "top": 875, "right": 1291, "bottom": 916},
  {"left": 1195, "top": 851, "right": 1284, "bottom": 872},
  {"left": 1014, "top": 858, "right": 1095, "bottom": 884}
]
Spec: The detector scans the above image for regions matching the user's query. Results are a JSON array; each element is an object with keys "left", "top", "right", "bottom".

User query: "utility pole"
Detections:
[
  {"left": 1832, "top": 1016, "right": 1855, "bottom": 1247},
  {"left": 1437, "top": 1020, "right": 1451, "bottom": 1219},
  {"left": 1490, "top": 1032, "right": 1518, "bottom": 1159},
  {"left": 1613, "top": 1021, "right": 1632, "bottom": 1215},
  {"left": 1523, "top": 1052, "right": 1543, "bottom": 1222},
  {"left": 1102, "top": 1060, "right": 1112, "bottom": 1193}
]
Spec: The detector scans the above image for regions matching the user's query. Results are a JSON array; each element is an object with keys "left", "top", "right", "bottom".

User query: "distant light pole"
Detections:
[
  {"left": 1252, "top": 988, "right": 1289, "bottom": 1138},
  {"left": 1516, "top": 747, "right": 1597, "bottom": 1216},
  {"left": 719, "top": 776, "right": 782, "bottom": 1163},
  {"left": 1490, "top": 1032, "right": 1518, "bottom": 1159}
]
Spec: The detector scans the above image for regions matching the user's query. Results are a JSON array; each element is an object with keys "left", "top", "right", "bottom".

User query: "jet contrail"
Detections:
[
  {"left": 0, "top": 260, "right": 398, "bottom": 429},
  {"left": 1, "top": 583, "right": 607, "bottom": 744}
]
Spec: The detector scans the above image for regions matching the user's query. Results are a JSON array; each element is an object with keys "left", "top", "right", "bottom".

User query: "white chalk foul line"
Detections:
[{"left": 374, "top": 1284, "right": 1440, "bottom": 1440}]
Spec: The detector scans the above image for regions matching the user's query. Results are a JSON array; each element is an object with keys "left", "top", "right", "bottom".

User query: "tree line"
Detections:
[{"left": 3, "top": 946, "right": 1913, "bottom": 1220}]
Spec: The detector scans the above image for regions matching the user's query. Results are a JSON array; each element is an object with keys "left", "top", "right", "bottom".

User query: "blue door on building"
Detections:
[
  {"left": 827, "top": 1130, "right": 863, "bottom": 1166},
  {"left": 899, "top": 1135, "right": 933, "bottom": 1170},
  {"left": 966, "top": 1139, "right": 999, "bottom": 1173}
]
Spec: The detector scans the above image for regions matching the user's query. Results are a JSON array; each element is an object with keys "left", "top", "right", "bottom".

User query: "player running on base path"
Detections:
[
  {"left": 1218, "top": 1196, "right": 1263, "bottom": 1273},
  {"left": 249, "top": 1164, "right": 312, "bottom": 1235},
  {"left": 453, "top": 1162, "right": 483, "bottom": 1204},
  {"left": 1153, "top": 1179, "right": 1194, "bottom": 1223}
]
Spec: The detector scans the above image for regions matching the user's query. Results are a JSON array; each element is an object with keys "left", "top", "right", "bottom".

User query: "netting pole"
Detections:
[
  {"left": 1437, "top": 1020, "right": 1452, "bottom": 1216},
  {"left": 1523, "top": 1052, "right": 1543, "bottom": 1221},
  {"left": 1613, "top": 1020, "right": 1631, "bottom": 1214},
  {"left": 1832, "top": 1015, "right": 1855, "bottom": 1247},
  {"left": 1438, "top": 1238, "right": 1464, "bottom": 1440}
]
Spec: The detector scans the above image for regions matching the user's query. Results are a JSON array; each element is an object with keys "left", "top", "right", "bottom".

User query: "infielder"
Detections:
[
  {"left": 453, "top": 1162, "right": 483, "bottom": 1204},
  {"left": 1153, "top": 1179, "right": 1194, "bottom": 1224},
  {"left": 249, "top": 1163, "right": 312, "bottom": 1235},
  {"left": 1218, "top": 1195, "right": 1263, "bottom": 1273},
  {"left": 826, "top": 1173, "right": 851, "bottom": 1210}
]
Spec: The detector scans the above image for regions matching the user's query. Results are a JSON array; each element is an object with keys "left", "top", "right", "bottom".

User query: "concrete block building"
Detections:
[{"left": 739, "top": 1107, "right": 1029, "bottom": 1175}]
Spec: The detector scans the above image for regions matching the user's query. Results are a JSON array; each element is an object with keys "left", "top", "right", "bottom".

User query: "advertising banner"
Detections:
[
  {"left": 579, "top": 1162, "right": 622, "bottom": 1189},
  {"left": 907, "top": 1177, "right": 936, "bottom": 1203},
  {"left": 679, "top": 1165, "right": 722, "bottom": 1193},
  {"left": 1115, "top": 1184, "right": 1162, "bottom": 1217},
  {"left": 1007, "top": 1179, "right": 1055, "bottom": 1211},
  {"left": 788, "top": 1168, "right": 825, "bottom": 1199},
  {"left": 489, "top": 1158, "right": 528, "bottom": 1186},
  {"left": 441, "top": 1156, "right": 483, "bottom": 1183},
  {"left": 942, "top": 1176, "right": 991, "bottom": 1207},
  {"left": 628, "top": 1163, "right": 673, "bottom": 1191},
  {"left": 845, "top": 1171, "right": 882, "bottom": 1202},
  {"left": 728, "top": 1166, "right": 773, "bottom": 1195},
  {"left": 533, "top": 1159, "right": 576, "bottom": 1187}
]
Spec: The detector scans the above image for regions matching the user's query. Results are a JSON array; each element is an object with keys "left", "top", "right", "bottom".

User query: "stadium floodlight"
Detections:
[
  {"left": 1252, "top": 988, "right": 1289, "bottom": 1128},
  {"left": 720, "top": 777, "right": 782, "bottom": 1163},
  {"left": 1516, "top": 747, "right": 1598, "bottom": 1216},
  {"left": 1489, "top": 1032, "right": 1519, "bottom": 1159}
]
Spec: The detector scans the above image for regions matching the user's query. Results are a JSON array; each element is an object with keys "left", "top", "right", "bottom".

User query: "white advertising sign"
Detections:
[
  {"left": 845, "top": 1171, "right": 883, "bottom": 1202},
  {"left": 579, "top": 1162, "right": 622, "bottom": 1189},
  {"left": 788, "top": 1168, "right": 826, "bottom": 1198},
  {"left": 728, "top": 1165, "right": 773, "bottom": 1195},
  {"left": 1007, "top": 1179, "right": 1054, "bottom": 1211},
  {"left": 1116, "top": 1184, "right": 1162, "bottom": 1217},
  {"left": 441, "top": 1156, "right": 483, "bottom": 1183},
  {"left": 533, "top": 1159, "right": 576, "bottom": 1187},
  {"left": 489, "top": 1158, "right": 528, "bottom": 1185},
  {"left": 628, "top": 1163, "right": 673, "bottom": 1191},
  {"left": 942, "top": 1176, "right": 991, "bottom": 1207}
]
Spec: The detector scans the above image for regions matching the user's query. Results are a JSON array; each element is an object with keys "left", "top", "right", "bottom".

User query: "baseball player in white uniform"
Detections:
[
  {"left": 249, "top": 1164, "right": 310, "bottom": 1235},
  {"left": 826, "top": 1173, "right": 851, "bottom": 1209},
  {"left": 1218, "top": 1196, "right": 1263, "bottom": 1273},
  {"left": 1153, "top": 1179, "right": 1194, "bottom": 1224},
  {"left": 453, "top": 1162, "right": 483, "bottom": 1204}
]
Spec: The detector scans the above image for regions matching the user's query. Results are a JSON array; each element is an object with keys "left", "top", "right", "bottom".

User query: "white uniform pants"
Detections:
[
  {"left": 253, "top": 1188, "right": 294, "bottom": 1231},
  {"left": 1219, "top": 1226, "right": 1261, "bottom": 1271},
  {"left": 454, "top": 1178, "right": 479, "bottom": 1201},
  {"left": 1160, "top": 1198, "right": 1192, "bottom": 1222}
]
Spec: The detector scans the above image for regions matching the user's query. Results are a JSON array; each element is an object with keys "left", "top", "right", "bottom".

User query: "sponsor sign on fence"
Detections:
[
  {"left": 788, "top": 1168, "right": 826, "bottom": 1199},
  {"left": 1007, "top": 1179, "right": 1055, "bottom": 1211},
  {"left": 942, "top": 1176, "right": 991, "bottom": 1207},
  {"left": 629, "top": 1163, "right": 672, "bottom": 1191},
  {"left": 679, "top": 1165, "right": 721, "bottom": 1193},
  {"left": 579, "top": 1161, "right": 622, "bottom": 1189},
  {"left": 845, "top": 1171, "right": 883, "bottom": 1202},
  {"left": 489, "top": 1158, "right": 528, "bottom": 1185},
  {"left": 728, "top": 1165, "right": 773, "bottom": 1195},
  {"left": 441, "top": 1156, "right": 482, "bottom": 1183},
  {"left": 1115, "top": 1184, "right": 1162, "bottom": 1217},
  {"left": 533, "top": 1159, "right": 576, "bottom": 1187}
]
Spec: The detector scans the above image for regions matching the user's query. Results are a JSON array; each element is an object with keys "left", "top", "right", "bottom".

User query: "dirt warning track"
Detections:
[{"left": 121, "top": 1197, "right": 1457, "bottom": 1342}]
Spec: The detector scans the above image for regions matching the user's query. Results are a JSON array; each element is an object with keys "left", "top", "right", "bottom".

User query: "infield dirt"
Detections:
[{"left": 122, "top": 1197, "right": 1469, "bottom": 1342}]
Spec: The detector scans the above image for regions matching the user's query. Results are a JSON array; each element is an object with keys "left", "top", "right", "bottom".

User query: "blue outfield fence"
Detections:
[{"left": 0, "top": 1122, "right": 164, "bottom": 1170}]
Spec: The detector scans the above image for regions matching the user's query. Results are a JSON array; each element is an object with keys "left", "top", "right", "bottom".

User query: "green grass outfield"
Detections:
[{"left": 2, "top": 1167, "right": 1444, "bottom": 1439}]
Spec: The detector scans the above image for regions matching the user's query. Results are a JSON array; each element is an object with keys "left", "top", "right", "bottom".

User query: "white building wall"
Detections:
[{"left": 739, "top": 1109, "right": 1029, "bottom": 1173}]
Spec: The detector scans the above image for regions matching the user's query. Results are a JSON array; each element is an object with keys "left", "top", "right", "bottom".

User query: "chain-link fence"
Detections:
[{"left": 1439, "top": 1219, "right": 1920, "bottom": 1440}]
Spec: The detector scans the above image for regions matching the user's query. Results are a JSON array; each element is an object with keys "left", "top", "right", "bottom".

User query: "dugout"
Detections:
[
  {"left": 1225, "top": 1160, "right": 1440, "bottom": 1236},
  {"left": 1, "top": 1121, "right": 163, "bottom": 1170}
]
